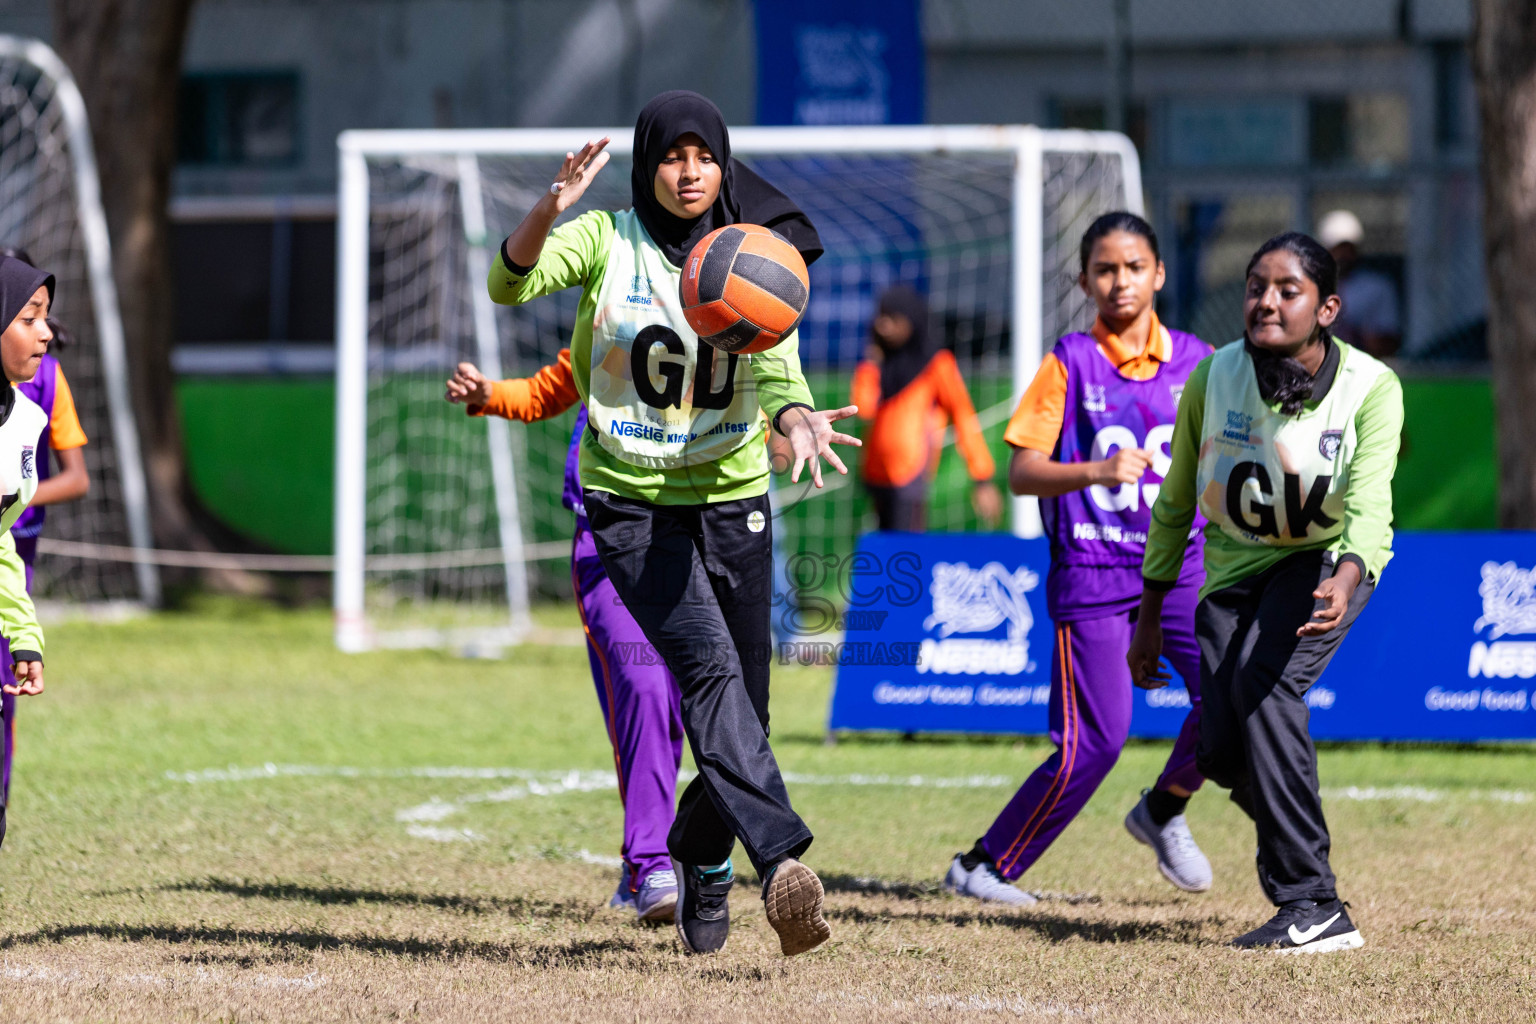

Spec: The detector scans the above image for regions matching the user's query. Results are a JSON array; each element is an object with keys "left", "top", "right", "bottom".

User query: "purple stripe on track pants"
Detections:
[
  {"left": 572, "top": 516, "right": 685, "bottom": 887},
  {"left": 980, "top": 582, "right": 1204, "bottom": 880}
]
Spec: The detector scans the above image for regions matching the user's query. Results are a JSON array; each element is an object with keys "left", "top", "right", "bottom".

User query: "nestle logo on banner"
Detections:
[
  {"left": 915, "top": 561, "right": 1038, "bottom": 676},
  {"left": 1441, "top": 561, "right": 1536, "bottom": 713},
  {"left": 1468, "top": 562, "right": 1536, "bottom": 679}
]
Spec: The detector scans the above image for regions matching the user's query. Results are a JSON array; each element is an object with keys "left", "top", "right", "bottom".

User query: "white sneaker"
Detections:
[
  {"left": 1125, "top": 790, "right": 1213, "bottom": 893},
  {"left": 942, "top": 853, "right": 1037, "bottom": 906}
]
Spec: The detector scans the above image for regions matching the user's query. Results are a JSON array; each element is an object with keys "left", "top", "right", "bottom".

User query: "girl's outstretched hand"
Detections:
[
  {"left": 445, "top": 362, "right": 493, "bottom": 406},
  {"left": 549, "top": 137, "right": 612, "bottom": 213},
  {"left": 781, "top": 405, "right": 862, "bottom": 488},
  {"left": 1127, "top": 618, "right": 1169, "bottom": 689}
]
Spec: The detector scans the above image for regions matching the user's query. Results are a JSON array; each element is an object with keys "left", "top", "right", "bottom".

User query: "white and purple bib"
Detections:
[{"left": 1041, "top": 328, "right": 1207, "bottom": 619}]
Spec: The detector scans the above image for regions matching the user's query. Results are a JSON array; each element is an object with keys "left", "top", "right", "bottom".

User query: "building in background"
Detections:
[{"left": 0, "top": 0, "right": 1481, "bottom": 366}]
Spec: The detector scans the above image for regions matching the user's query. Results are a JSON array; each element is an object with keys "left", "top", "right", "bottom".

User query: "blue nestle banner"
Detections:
[
  {"left": 754, "top": 0, "right": 924, "bottom": 126},
  {"left": 827, "top": 531, "right": 1536, "bottom": 743}
]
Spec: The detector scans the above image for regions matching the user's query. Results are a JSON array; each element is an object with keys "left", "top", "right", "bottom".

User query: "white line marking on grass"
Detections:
[
  {"left": 169, "top": 764, "right": 1015, "bottom": 789},
  {"left": 575, "top": 849, "right": 625, "bottom": 867},
  {"left": 404, "top": 825, "right": 483, "bottom": 842}
]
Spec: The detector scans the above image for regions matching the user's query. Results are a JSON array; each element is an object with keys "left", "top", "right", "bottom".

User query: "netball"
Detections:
[{"left": 680, "top": 223, "right": 809, "bottom": 354}]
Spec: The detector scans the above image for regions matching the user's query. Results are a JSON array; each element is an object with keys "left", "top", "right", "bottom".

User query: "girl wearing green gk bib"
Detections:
[
  {"left": 486, "top": 91, "right": 857, "bottom": 958},
  {"left": 1128, "top": 233, "right": 1403, "bottom": 954}
]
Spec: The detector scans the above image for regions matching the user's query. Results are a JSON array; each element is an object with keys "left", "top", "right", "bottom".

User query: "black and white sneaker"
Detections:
[
  {"left": 1231, "top": 898, "right": 1364, "bottom": 954},
  {"left": 673, "top": 859, "right": 732, "bottom": 955}
]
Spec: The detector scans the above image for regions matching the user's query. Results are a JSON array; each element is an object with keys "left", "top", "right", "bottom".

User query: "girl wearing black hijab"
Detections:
[
  {"left": 0, "top": 255, "right": 60, "bottom": 852},
  {"left": 486, "top": 91, "right": 855, "bottom": 958},
  {"left": 850, "top": 285, "right": 1001, "bottom": 531}
]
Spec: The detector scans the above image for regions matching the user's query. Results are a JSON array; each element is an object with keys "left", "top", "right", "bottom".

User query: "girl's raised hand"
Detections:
[
  {"left": 549, "top": 137, "right": 612, "bottom": 213},
  {"left": 781, "top": 405, "right": 862, "bottom": 488},
  {"left": 445, "top": 362, "right": 493, "bottom": 406}
]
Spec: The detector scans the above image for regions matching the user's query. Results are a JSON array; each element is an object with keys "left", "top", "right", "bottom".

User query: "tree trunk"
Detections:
[
  {"left": 1473, "top": 0, "right": 1536, "bottom": 528},
  {"left": 50, "top": 0, "right": 209, "bottom": 557}
]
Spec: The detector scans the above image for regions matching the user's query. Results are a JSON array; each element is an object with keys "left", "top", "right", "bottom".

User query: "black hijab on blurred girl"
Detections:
[
  {"left": 0, "top": 255, "right": 53, "bottom": 337},
  {"left": 872, "top": 284, "right": 938, "bottom": 400},
  {"left": 0, "top": 248, "right": 66, "bottom": 350},
  {"left": 630, "top": 90, "right": 822, "bottom": 269}
]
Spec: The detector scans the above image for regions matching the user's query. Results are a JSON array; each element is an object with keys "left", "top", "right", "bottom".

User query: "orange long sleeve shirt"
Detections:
[
  {"left": 467, "top": 348, "right": 580, "bottom": 423},
  {"left": 851, "top": 350, "right": 996, "bottom": 488}
]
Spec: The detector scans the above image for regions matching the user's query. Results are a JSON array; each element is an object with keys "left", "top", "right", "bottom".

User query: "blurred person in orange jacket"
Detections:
[{"left": 850, "top": 285, "right": 1002, "bottom": 532}]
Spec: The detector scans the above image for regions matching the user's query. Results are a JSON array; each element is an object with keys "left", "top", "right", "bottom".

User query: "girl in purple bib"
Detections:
[{"left": 943, "top": 213, "right": 1214, "bottom": 903}]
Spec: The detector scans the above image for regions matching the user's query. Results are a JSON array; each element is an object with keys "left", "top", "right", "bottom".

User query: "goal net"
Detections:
[
  {"left": 335, "top": 125, "right": 1141, "bottom": 652},
  {"left": 0, "top": 37, "right": 158, "bottom": 607}
]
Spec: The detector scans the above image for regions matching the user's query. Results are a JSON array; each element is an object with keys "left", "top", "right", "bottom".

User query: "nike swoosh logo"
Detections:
[{"left": 1288, "top": 911, "right": 1342, "bottom": 945}]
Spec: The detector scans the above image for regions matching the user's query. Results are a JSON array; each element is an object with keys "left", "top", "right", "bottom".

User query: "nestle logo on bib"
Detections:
[
  {"left": 1221, "top": 409, "right": 1252, "bottom": 443},
  {"left": 625, "top": 272, "right": 652, "bottom": 306}
]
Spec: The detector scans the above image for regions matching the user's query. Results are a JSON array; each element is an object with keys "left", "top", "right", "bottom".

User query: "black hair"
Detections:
[
  {"left": 1, "top": 245, "right": 67, "bottom": 350},
  {"left": 1078, "top": 211, "right": 1160, "bottom": 276},
  {"left": 1244, "top": 232, "right": 1338, "bottom": 299}
]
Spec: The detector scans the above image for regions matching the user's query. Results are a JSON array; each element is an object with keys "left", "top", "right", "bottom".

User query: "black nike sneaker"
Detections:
[
  {"left": 1231, "top": 898, "right": 1364, "bottom": 953},
  {"left": 674, "top": 859, "right": 732, "bottom": 954}
]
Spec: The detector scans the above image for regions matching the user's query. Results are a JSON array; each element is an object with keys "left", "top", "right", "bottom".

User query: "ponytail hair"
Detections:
[
  {"left": 1079, "top": 211, "right": 1160, "bottom": 276},
  {"left": 1244, "top": 232, "right": 1338, "bottom": 299}
]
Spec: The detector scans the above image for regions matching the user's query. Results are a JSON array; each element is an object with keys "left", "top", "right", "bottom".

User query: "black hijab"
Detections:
[
  {"left": 872, "top": 284, "right": 938, "bottom": 400},
  {"left": 0, "top": 255, "right": 53, "bottom": 334},
  {"left": 0, "top": 256, "right": 52, "bottom": 413},
  {"left": 631, "top": 90, "right": 822, "bottom": 269}
]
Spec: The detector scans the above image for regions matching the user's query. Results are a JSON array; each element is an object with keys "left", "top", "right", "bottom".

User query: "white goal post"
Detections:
[
  {"left": 334, "top": 125, "right": 1142, "bottom": 653},
  {"left": 0, "top": 35, "right": 160, "bottom": 607}
]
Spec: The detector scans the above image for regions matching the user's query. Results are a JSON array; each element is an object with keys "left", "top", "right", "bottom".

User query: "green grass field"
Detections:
[{"left": 1, "top": 601, "right": 1532, "bottom": 1022}]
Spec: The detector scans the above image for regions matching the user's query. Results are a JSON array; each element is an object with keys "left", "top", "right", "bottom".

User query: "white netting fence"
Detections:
[
  {"left": 341, "top": 128, "right": 1137, "bottom": 648},
  {"left": 0, "top": 37, "right": 156, "bottom": 605}
]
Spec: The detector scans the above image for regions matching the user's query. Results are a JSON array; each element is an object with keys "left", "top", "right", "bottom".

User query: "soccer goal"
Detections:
[
  {"left": 334, "top": 124, "right": 1142, "bottom": 653},
  {"left": 0, "top": 36, "right": 159, "bottom": 608}
]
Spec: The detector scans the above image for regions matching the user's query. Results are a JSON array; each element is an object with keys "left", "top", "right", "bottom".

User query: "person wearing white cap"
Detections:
[{"left": 1316, "top": 210, "right": 1401, "bottom": 357}]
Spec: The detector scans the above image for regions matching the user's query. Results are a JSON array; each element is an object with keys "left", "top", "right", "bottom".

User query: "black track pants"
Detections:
[
  {"left": 583, "top": 489, "right": 813, "bottom": 878},
  {"left": 1194, "top": 550, "right": 1373, "bottom": 906}
]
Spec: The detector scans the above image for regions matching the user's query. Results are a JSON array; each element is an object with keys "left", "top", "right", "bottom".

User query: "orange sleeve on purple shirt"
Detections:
[
  {"left": 469, "top": 348, "right": 580, "bottom": 423},
  {"left": 850, "top": 361, "right": 881, "bottom": 420},
  {"left": 1002, "top": 352, "right": 1068, "bottom": 453},
  {"left": 48, "top": 364, "right": 88, "bottom": 450},
  {"left": 929, "top": 351, "right": 995, "bottom": 481}
]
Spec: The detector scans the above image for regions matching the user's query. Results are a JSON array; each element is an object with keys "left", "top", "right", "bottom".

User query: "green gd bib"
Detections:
[
  {"left": 1198, "top": 341, "right": 1386, "bottom": 547},
  {"left": 586, "top": 211, "right": 763, "bottom": 470}
]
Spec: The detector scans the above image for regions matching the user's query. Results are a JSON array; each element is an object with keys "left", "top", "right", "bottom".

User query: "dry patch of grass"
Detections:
[{"left": 0, "top": 604, "right": 1531, "bottom": 1022}]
